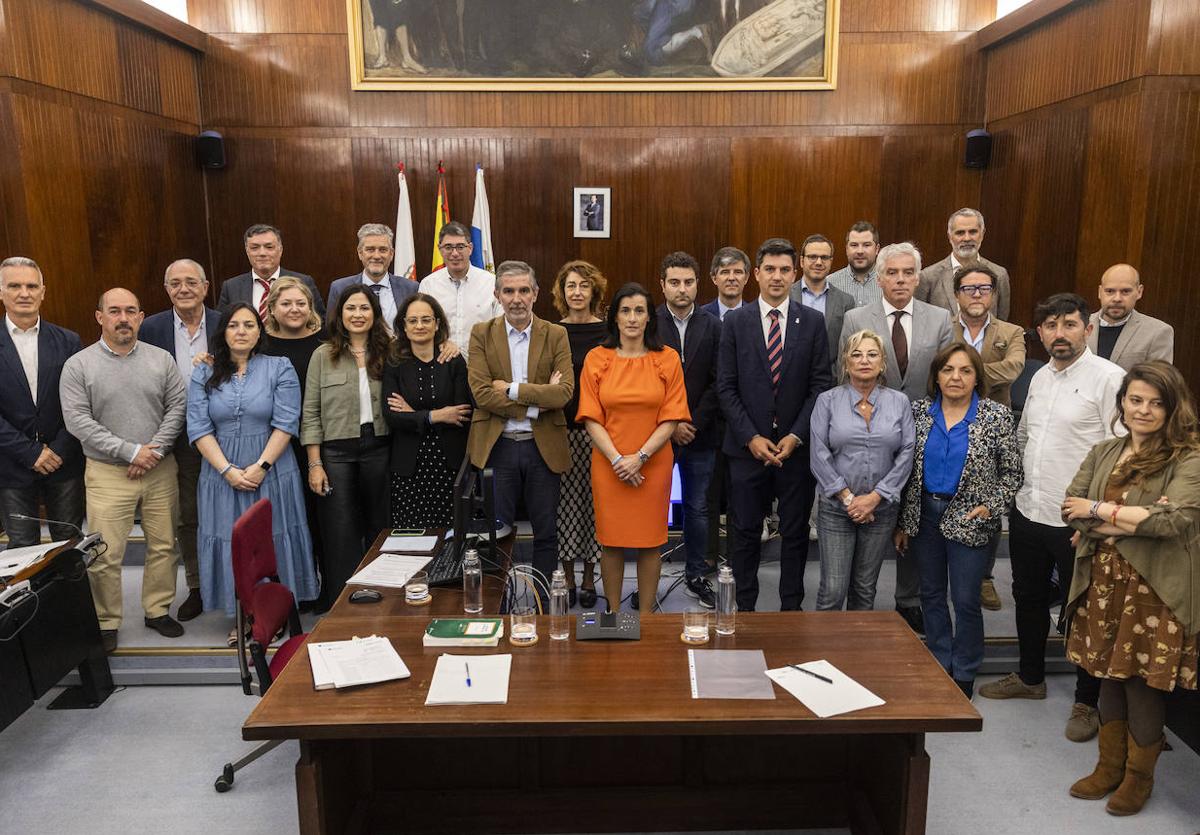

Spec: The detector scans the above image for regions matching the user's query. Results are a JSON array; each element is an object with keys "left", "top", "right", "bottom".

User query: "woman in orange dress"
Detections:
[{"left": 576, "top": 283, "right": 690, "bottom": 614}]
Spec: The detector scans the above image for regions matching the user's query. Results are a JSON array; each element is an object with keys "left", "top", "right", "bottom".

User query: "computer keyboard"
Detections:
[{"left": 425, "top": 544, "right": 465, "bottom": 587}]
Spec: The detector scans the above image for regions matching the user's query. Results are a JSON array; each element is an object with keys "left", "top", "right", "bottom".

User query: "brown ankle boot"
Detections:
[
  {"left": 1105, "top": 732, "right": 1165, "bottom": 815},
  {"left": 1070, "top": 720, "right": 1128, "bottom": 799}
]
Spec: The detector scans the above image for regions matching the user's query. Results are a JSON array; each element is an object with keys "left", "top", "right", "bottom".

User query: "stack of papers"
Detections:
[
  {"left": 688, "top": 649, "right": 776, "bottom": 699},
  {"left": 308, "top": 635, "right": 411, "bottom": 690},
  {"left": 0, "top": 540, "right": 68, "bottom": 578},
  {"left": 347, "top": 553, "right": 431, "bottom": 588},
  {"left": 381, "top": 534, "right": 441, "bottom": 553},
  {"left": 423, "top": 618, "right": 504, "bottom": 647},
  {"left": 425, "top": 653, "right": 512, "bottom": 705},
  {"left": 764, "top": 660, "right": 885, "bottom": 718}
]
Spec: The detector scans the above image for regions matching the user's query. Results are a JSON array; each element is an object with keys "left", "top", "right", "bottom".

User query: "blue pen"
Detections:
[{"left": 465, "top": 661, "right": 472, "bottom": 688}]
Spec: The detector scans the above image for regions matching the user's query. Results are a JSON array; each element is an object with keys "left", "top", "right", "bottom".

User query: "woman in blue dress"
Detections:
[{"left": 188, "top": 303, "right": 317, "bottom": 626}]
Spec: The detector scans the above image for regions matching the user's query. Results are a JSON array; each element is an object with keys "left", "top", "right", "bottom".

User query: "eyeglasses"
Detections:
[
  {"left": 166, "top": 279, "right": 205, "bottom": 291},
  {"left": 848, "top": 351, "right": 882, "bottom": 361},
  {"left": 404, "top": 316, "right": 436, "bottom": 326},
  {"left": 957, "top": 284, "right": 994, "bottom": 296},
  {"left": 439, "top": 243, "right": 470, "bottom": 253},
  {"left": 804, "top": 254, "right": 833, "bottom": 262}
]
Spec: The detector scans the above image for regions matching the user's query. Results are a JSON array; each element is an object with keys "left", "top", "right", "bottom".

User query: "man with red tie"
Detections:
[{"left": 217, "top": 224, "right": 324, "bottom": 320}]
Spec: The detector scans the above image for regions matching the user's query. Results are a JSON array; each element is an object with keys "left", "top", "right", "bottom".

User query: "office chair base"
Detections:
[{"left": 214, "top": 739, "right": 285, "bottom": 793}]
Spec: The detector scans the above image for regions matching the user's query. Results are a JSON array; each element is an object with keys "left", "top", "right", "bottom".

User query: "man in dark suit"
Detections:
[
  {"left": 327, "top": 223, "right": 417, "bottom": 335},
  {"left": 718, "top": 238, "right": 832, "bottom": 611},
  {"left": 0, "top": 257, "right": 84, "bottom": 547},
  {"left": 789, "top": 234, "right": 855, "bottom": 371},
  {"left": 139, "top": 258, "right": 221, "bottom": 621},
  {"left": 702, "top": 245, "right": 750, "bottom": 322},
  {"left": 217, "top": 224, "right": 324, "bottom": 320},
  {"left": 656, "top": 251, "right": 722, "bottom": 608}
]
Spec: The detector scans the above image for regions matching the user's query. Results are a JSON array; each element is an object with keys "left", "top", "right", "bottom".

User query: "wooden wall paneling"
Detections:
[
  {"left": 204, "top": 136, "right": 277, "bottom": 285},
  {"left": 188, "top": 0, "right": 346, "bottom": 35},
  {"left": 0, "top": 90, "right": 16, "bottom": 256},
  {"left": 0, "top": 0, "right": 13, "bottom": 78},
  {"left": 1148, "top": 0, "right": 1200, "bottom": 76},
  {"left": 840, "top": 0, "right": 997, "bottom": 33}
]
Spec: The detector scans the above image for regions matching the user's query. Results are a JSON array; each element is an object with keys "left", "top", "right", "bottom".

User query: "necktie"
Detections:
[
  {"left": 891, "top": 310, "right": 908, "bottom": 378},
  {"left": 766, "top": 309, "right": 782, "bottom": 396},
  {"left": 256, "top": 277, "right": 272, "bottom": 322},
  {"left": 367, "top": 283, "right": 383, "bottom": 297}
]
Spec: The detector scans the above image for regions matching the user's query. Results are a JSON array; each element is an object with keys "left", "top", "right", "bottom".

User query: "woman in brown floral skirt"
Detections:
[{"left": 1060, "top": 360, "right": 1199, "bottom": 816}]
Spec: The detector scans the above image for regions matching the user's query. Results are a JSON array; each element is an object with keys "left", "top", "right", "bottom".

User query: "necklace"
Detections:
[{"left": 349, "top": 347, "right": 366, "bottom": 357}]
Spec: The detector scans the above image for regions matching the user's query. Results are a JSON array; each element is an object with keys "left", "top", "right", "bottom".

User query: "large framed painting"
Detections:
[{"left": 347, "top": 1, "right": 840, "bottom": 91}]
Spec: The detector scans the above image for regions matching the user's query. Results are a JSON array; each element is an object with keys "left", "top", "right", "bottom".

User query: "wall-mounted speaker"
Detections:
[
  {"left": 195, "top": 131, "right": 226, "bottom": 169},
  {"left": 964, "top": 129, "right": 992, "bottom": 169}
]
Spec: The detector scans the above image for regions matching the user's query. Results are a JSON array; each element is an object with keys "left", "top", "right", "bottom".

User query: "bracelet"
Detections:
[
  {"left": 1110, "top": 504, "right": 1120, "bottom": 526},
  {"left": 842, "top": 493, "right": 854, "bottom": 508},
  {"left": 1089, "top": 500, "right": 1101, "bottom": 519},
  {"left": 610, "top": 452, "right": 623, "bottom": 467},
  {"left": 219, "top": 463, "right": 234, "bottom": 476},
  {"left": 308, "top": 461, "right": 325, "bottom": 470}
]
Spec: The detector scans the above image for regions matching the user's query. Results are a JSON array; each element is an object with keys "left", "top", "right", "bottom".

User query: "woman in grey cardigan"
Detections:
[{"left": 896, "top": 344, "right": 1022, "bottom": 697}]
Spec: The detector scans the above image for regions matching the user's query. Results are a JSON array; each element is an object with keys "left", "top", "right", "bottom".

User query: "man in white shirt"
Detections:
[
  {"left": 418, "top": 221, "right": 501, "bottom": 350},
  {"left": 917, "top": 208, "right": 1012, "bottom": 321},
  {"left": 979, "top": 293, "right": 1125, "bottom": 745},
  {"left": 702, "top": 246, "right": 750, "bottom": 322},
  {"left": 827, "top": 220, "right": 882, "bottom": 308},
  {"left": 327, "top": 223, "right": 418, "bottom": 334}
]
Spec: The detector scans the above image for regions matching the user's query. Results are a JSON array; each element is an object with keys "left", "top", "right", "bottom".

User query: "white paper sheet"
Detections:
[
  {"left": 0, "top": 539, "right": 68, "bottom": 577},
  {"left": 425, "top": 653, "right": 512, "bottom": 705},
  {"left": 308, "top": 636, "right": 410, "bottom": 690},
  {"left": 765, "top": 659, "right": 885, "bottom": 718},
  {"left": 381, "top": 535, "right": 441, "bottom": 553},
  {"left": 346, "top": 553, "right": 432, "bottom": 588}
]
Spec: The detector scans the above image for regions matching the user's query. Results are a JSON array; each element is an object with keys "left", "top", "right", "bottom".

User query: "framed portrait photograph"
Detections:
[
  {"left": 574, "top": 188, "right": 611, "bottom": 239},
  {"left": 347, "top": 0, "right": 840, "bottom": 91}
]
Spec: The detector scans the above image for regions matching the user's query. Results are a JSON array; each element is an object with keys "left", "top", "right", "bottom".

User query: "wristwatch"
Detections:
[
  {"left": 258, "top": 460, "right": 272, "bottom": 472},
  {"left": 637, "top": 450, "right": 650, "bottom": 464}
]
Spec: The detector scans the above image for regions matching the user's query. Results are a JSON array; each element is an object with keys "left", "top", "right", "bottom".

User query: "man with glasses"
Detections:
[
  {"left": 951, "top": 264, "right": 1026, "bottom": 613},
  {"left": 419, "top": 221, "right": 501, "bottom": 351},
  {"left": 790, "top": 234, "right": 854, "bottom": 368},
  {"left": 917, "top": 208, "right": 1011, "bottom": 320},
  {"left": 139, "top": 259, "right": 221, "bottom": 622}
]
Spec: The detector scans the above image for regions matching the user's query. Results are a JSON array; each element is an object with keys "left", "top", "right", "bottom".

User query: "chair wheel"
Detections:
[{"left": 214, "top": 763, "right": 235, "bottom": 793}]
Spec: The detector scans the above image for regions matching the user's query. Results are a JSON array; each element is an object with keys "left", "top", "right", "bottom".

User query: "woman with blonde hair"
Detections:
[
  {"left": 552, "top": 260, "right": 608, "bottom": 608},
  {"left": 1062, "top": 361, "right": 1199, "bottom": 815}
]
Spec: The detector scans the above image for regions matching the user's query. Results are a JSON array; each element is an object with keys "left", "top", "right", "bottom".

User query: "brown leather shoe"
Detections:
[
  {"left": 1070, "top": 720, "right": 1127, "bottom": 799},
  {"left": 1106, "top": 733, "right": 1164, "bottom": 815},
  {"left": 176, "top": 588, "right": 203, "bottom": 622},
  {"left": 980, "top": 578, "right": 1002, "bottom": 611},
  {"left": 1065, "top": 702, "right": 1100, "bottom": 742}
]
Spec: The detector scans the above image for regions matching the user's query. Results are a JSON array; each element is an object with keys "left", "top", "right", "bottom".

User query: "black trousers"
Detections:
[
  {"left": 317, "top": 428, "right": 390, "bottom": 607},
  {"left": 727, "top": 448, "right": 816, "bottom": 611},
  {"left": 706, "top": 444, "right": 731, "bottom": 560},
  {"left": 489, "top": 437, "right": 560, "bottom": 588},
  {"left": 0, "top": 476, "right": 85, "bottom": 547},
  {"left": 1009, "top": 508, "right": 1101, "bottom": 705}
]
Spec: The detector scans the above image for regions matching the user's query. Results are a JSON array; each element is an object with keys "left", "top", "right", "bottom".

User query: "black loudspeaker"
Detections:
[
  {"left": 195, "top": 130, "right": 226, "bottom": 169},
  {"left": 964, "top": 129, "right": 992, "bottom": 169}
]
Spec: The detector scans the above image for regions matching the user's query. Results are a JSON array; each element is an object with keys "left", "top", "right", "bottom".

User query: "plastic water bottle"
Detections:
[
  {"left": 549, "top": 569, "right": 570, "bottom": 640},
  {"left": 715, "top": 565, "right": 737, "bottom": 635},
  {"left": 462, "top": 548, "right": 482, "bottom": 614}
]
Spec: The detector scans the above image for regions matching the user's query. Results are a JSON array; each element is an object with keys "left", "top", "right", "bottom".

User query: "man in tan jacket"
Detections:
[
  {"left": 467, "top": 261, "right": 573, "bottom": 589},
  {"left": 918, "top": 208, "right": 1012, "bottom": 321}
]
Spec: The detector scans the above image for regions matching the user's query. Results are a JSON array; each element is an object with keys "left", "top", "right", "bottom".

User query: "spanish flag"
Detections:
[{"left": 430, "top": 161, "right": 449, "bottom": 272}]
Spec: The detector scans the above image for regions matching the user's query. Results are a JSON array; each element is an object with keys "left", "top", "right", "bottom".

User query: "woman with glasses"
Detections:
[{"left": 810, "top": 330, "right": 915, "bottom": 611}]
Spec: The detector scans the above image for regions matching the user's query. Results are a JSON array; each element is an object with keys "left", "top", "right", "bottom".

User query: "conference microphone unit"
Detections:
[{"left": 9, "top": 514, "right": 102, "bottom": 555}]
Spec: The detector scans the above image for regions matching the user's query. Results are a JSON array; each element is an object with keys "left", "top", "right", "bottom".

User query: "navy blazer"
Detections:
[
  {"left": 218, "top": 269, "right": 325, "bottom": 318},
  {"left": 702, "top": 298, "right": 745, "bottom": 322},
  {"left": 656, "top": 304, "right": 722, "bottom": 450},
  {"left": 381, "top": 355, "right": 472, "bottom": 478},
  {"left": 139, "top": 306, "right": 221, "bottom": 355},
  {"left": 717, "top": 300, "right": 832, "bottom": 459},
  {"left": 0, "top": 320, "right": 83, "bottom": 487},
  {"left": 326, "top": 273, "right": 417, "bottom": 329}
]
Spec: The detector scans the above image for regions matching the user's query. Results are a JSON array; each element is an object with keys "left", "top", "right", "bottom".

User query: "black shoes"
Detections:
[
  {"left": 177, "top": 588, "right": 203, "bottom": 622},
  {"left": 685, "top": 576, "right": 716, "bottom": 609},
  {"left": 100, "top": 629, "right": 118, "bottom": 653},
  {"left": 895, "top": 604, "right": 925, "bottom": 635},
  {"left": 144, "top": 614, "right": 185, "bottom": 638}
]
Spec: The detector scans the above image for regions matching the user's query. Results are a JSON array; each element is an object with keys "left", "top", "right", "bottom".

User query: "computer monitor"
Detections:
[{"left": 450, "top": 459, "right": 499, "bottom": 564}]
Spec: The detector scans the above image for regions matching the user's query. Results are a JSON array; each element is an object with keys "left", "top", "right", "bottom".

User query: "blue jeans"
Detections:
[
  {"left": 815, "top": 495, "right": 899, "bottom": 611},
  {"left": 912, "top": 493, "right": 989, "bottom": 684},
  {"left": 674, "top": 444, "right": 715, "bottom": 579},
  {"left": 489, "top": 437, "right": 561, "bottom": 586}
]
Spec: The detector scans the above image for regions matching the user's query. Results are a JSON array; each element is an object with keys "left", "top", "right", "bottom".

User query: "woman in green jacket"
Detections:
[{"left": 1061, "top": 360, "right": 1199, "bottom": 816}]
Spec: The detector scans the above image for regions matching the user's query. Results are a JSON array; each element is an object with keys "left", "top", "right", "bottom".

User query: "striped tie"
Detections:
[
  {"left": 256, "top": 277, "right": 272, "bottom": 322},
  {"left": 767, "top": 308, "right": 782, "bottom": 396}
]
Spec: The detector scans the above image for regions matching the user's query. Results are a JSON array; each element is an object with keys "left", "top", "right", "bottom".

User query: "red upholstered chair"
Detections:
[{"left": 214, "top": 498, "right": 309, "bottom": 793}]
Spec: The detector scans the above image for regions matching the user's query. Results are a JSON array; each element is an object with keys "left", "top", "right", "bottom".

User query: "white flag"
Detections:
[
  {"left": 394, "top": 164, "right": 417, "bottom": 282},
  {"left": 470, "top": 165, "right": 495, "bottom": 273}
]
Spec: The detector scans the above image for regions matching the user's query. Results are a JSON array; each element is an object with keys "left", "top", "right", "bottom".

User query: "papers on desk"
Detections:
[
  {"left": 765, "top": 660, "right": 885, "bottom": 718},
  {"left": 381, "top": 535, "right": 441, "bottom": 553},
  {"left": 346, "top": 553, "right": 431, "bottom": 588},
  {"left": 308, "top": 636, "right": 411, "bottom": 690},
  {"left": 688, "top": 649, "right": 776, "bottom": 699},
  {"left": 0, "top": 540, "right": 68, "bottom": 578},
  {"left": 425, "top": 653, "right": 512, "bottom": 705}
]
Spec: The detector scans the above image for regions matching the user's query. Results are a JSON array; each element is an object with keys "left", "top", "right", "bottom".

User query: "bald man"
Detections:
[
  {"left": 1085, "top": 264, "right": 1174, "bottom": 370},
  {"left": 60, "top": 288, "right": 188, "bottom": 652}
]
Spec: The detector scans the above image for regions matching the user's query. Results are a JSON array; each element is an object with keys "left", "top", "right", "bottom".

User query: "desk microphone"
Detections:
[{"left": 9, "top": 514, "right": 102, "bottom": 553}]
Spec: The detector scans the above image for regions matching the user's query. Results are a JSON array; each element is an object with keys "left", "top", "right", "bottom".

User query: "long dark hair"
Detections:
[
  {"left": 602, "top": 282, "right": 662, "bottom": 351},
  {"left": 206, "top": 302, "right": 265, "bottom": 392},
  {"left": 326, "top": 284, "right": 390, "bottom": 380},
  {"left": 1111, "top": 361, "right": 1200, "bottom": 486},
  {"left": 390, "top": 292, "right": 450, "bottom": 362}
]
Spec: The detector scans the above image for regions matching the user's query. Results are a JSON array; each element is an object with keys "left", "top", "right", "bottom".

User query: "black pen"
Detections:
[
  {"left": 465, "top": 661, "right": 472, "bottom": 688},
  {"left": 789, "top": 663, "right": 833, "bottom": 684}
]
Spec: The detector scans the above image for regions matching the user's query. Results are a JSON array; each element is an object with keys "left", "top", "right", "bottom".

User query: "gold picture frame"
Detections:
[{"left": 347, "top": 1, "right": 840, "bottom": 92}]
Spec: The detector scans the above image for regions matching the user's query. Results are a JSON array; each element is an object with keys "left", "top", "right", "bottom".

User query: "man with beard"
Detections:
[
  {"left": 1084, "top": 263, "right": 1174, "bottom": 369},
  {"left": 918, "top": 209, "right": 1011, "bottom": 321},
  {"left": 827, "top": 221, "right": 882, "bottom": 308}
]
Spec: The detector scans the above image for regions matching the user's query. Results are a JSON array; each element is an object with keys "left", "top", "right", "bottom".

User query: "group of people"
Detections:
[{"left": 0, "top": 207, "right": 1193, "bottom": 815}]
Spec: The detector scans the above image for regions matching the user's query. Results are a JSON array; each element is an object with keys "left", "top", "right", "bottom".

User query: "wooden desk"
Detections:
[{"left": 246, "top": 610, "right": 980, "bottom": 835}]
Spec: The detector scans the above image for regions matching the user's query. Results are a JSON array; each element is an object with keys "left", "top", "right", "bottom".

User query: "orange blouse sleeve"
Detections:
[
  {"left": 655, "top": 349, "right": 691, "bottom": 425},
  {"left": 574, "top": 346, "right": 610, "bottom": 426}
]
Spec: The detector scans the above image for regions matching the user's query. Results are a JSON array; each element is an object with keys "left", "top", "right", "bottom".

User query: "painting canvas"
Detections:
[{"left": 348, "top": 0, "right": 839, "bottom": 90}]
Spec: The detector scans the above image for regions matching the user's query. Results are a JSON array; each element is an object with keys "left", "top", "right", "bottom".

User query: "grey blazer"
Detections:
[
  {"left": 917, "top": 255, "right": 1011, "bottom": 321},
  {"left": 789, "top": 282, "right": 856, "bottom": 366},
  {"left": 1085, "top": 309, "right": 1174, "bottom": 370},
  {"left": 839, "top": 299, "right": 953, "bottom": 400}
]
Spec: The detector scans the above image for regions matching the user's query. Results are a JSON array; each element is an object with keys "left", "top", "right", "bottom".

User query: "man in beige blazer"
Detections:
[
  {"left": 1085, "top": 263, "right": 1174, "bottom": 370},
  {"left": 917, "top": 208, "right": 1012, "bottom": 321},
  {"left": 467, "top": 260, "right": 573, "bottom": 587}
]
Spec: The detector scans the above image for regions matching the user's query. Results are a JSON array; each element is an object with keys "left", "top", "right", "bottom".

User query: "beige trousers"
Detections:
[{"left": 84, "top": 457, "right": 180, "bottom": 629}]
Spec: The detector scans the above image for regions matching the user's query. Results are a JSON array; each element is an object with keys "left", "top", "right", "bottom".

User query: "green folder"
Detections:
[{"left": 423, "top": 618, "right": 504, "bottom": 647}]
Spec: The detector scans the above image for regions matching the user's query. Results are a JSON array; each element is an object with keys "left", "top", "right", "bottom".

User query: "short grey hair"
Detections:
[
  {"left": 710, "top": 246, "right": 750, "bottom": 276},
  {"left": 357, "top": 223, "right": 394, "bottom": 246},
  {"left": 877, "top": 242, "right": 923, "bottom": 274},
  {"left": 163, "top": 258, "right": 207, "bottom": 285},
  {"left": 0, "top": 256, "right": 43, "bottom": 285},
  {"left": 947, "top": 208, "right": 985, "bottom": 235},
  {"left": 494, "top": 260, "right": 537, "bottom": 290}
]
